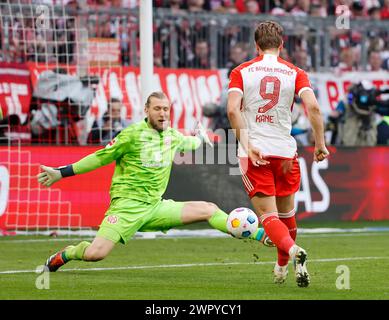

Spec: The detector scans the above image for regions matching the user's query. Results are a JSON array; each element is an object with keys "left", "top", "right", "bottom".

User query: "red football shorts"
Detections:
[{"left": 239, "top": 156, "right": 301, "bottom": 198}]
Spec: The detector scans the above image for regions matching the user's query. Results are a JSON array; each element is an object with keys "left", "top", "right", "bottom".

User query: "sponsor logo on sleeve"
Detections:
[
  {"left": 105, "top": 138, "right": 117, "bottom": 149},
  {"left": 107, "top": 215, "right": 119, "bottom": 224}
]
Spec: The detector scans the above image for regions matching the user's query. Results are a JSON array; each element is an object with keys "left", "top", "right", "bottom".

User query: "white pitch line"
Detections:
[
  {"left": 0, "top": 238, "right": 95, "bottom": 243},
  {"left": 0, "top": 256, "right": 388, "bottom": 275},
  {"left": 2, "top": 231, "right": 389, "bottom": 244}
]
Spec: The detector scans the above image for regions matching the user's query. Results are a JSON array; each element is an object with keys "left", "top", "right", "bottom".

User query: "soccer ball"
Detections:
[{"left": 226, "top": 207, "right": 258, "bottom": 238}]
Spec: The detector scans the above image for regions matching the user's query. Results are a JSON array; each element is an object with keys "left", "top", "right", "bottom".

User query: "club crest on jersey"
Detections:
[
  {"left": 107, "top": 215, "right": 119, "bottom": 224},
  {"left": 105, "top": 138, "right": 117, "bottom": 149}
]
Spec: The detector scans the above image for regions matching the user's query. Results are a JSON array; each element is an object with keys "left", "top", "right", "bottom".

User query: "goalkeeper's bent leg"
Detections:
[
  {"left": 45, "top": 241, "right": 91, "bottom": 272},
  {"left": 64, "top": 236, "right": 116, "bottom": 262},
  {"left": 63, "top": 241, "right": 91, "bottom": 261}
]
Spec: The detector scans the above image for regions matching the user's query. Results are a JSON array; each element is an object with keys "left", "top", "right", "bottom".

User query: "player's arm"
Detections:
[
  {"left": 227, "top": 69, "right": 269, "bottom": 166},
  {"left": 177, "top": 134, "right": 202, "bottom": 152},
  {"left": 227, "top": 91, "right": 249, "bottom": 151},
  {"left": 300, "top": 89, "right": 329, "bottom": 162},
  {"left": 176, "top": 121, "right": 215, "bottom": 152},
  {"left": 227, "top": 92, "right": 269, "bottom": 166},
  {"left": 296, "top": 69, "right": 329, "bottom": 162},
  {"left": 37, "top": 132, "right": 131, "bottom": 187}
]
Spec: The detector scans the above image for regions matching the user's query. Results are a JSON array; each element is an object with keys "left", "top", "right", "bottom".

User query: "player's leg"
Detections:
[
  {"left": 180, "top": 201, "right": 269, "bottom": 244},
  {"left": 274, "top": 158, "right": 309, "bottom": 287},
  {"left": 240, "top": 158, "right": 295, "bottom": 253},
  {"left": 272, "top": 194, "right": 296, "bottom": 283},
  {"left": 45, "top": 233, "right": 118, "bottom": 272},
  {"left": 139, "top": 199, "right": 270, "bottom": 245},
  {"left": 251, "top": 193, "right": 308, "bottom": 286},
  {"left": 276, "top": 193, "right": 309, "bottom": 287},
  {"left": 45, "top": 198, "right": 148, "bottom": 272},
  {"left": 251, "top": 193, "right": 294, "bottom": 254},
  {"left": 276, "top": 194, "right": 297, "bottom": 262}
]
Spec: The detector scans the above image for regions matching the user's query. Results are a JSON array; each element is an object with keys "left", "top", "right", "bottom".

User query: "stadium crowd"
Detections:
[
  {"left": 0, "top": 1, "right": 388, "bottom": 146},
  {"left": 80, "top": 0, "right": 389, "bottom": 18},
  {"left": 1, "top": 0, "right": 388, "bottom": 71}
]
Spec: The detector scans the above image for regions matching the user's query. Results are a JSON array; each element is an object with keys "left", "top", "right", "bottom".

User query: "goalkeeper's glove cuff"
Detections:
[{"left": 56, "top": 165, "right": 75, "bottom": 177}]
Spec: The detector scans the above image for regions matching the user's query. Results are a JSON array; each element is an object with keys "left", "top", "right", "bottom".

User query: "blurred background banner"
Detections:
[
  {"left": 310, "top": 71, "right": 389, "bottom": 113},
  {"left": 1, "top": 145, "right": 388, "bottom": 231},
  {"left": 1, "top": 62, "right": 388, "bottom": 130},
  {"left": 0, "top": 62, "right": 32, "bottom": 124},
  {"left": 6, "top": 63, "right": 222, "bottom": 133}
]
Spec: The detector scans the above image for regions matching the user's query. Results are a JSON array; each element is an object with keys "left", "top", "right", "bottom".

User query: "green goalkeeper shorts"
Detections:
[{"left": 96, "top": 198, "right": 185, "bottom": 244}]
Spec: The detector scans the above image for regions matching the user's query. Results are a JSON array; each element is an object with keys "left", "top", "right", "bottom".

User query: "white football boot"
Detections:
[
  {"left": 290, "top": 245, "right": 310, "bottom": 287},
  {"left": 273, "top": 262, "right": 289, "bottom": 284}
]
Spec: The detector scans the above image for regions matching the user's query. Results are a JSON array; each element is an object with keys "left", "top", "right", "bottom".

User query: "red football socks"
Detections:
[
  {"left": 277, "top": 211, "right": 297, "bottom": 266},
  {"left": 260, "top": 213, "right": 295, "bottom": 258}
]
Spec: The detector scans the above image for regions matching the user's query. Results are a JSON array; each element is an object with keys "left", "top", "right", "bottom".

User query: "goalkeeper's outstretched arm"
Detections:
[
  {"left": 37, "top": 132, "right": 131, "bottom": 187},
  {"left": 37, "top": 153, "right": 105, "bottom": 187}
]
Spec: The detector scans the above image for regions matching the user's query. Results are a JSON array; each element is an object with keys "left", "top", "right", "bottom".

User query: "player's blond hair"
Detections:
[
  {"left": 145, "top": 91, "right": 169, "bottom": 108},
  {"left": 254, "top": 21, "right": 283, "bottom": 51}
]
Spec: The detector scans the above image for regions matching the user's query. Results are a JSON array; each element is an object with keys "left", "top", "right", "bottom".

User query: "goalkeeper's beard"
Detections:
[{"left": 149, "top": 117, "right": 170, "bottom": 132}]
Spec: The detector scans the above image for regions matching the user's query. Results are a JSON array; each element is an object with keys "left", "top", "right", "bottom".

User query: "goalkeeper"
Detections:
[{"left": 38, "top": 92, "right": 271, "bottom": 272}]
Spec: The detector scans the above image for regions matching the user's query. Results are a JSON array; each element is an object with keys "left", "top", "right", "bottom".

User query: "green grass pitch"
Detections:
[{"left": 1, "top": 226, "right": 389, "bottom": 300}]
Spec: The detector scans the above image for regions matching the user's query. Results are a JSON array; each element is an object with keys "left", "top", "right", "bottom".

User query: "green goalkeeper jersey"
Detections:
[{"left": 72, "top": 119, "right": 201, "bottom": 203}]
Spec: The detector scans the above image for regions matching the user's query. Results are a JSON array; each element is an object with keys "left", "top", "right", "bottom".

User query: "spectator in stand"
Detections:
[
  {"left": 310, "top": 1, "right": 328, "bottom": 17},
  {"left": 271, "top": 0, "right": 296, "bottom": 15},
  {"left": 381, "top": 0, "right": 389, "bottom": 19},
  {"left": 368, "top": 36, "right": 385, "bottom": 55},
  {"left": 234, "top": 0, "right": 247, "bottom": 13},
  {"left": 244, "top": 0, "right": 261, "bottom": 14},
  {"left": 122, "top": 0, "right": 139, "bottom": 8},
  {"left": 292, "top": 48, "right": 312, "bottom": 71},
  {"left": 98, "top": 17, "right": 114, "bottom": 38},
  {"left": 154, "top": 42, "right": 164, "bottom": 67},
  {"left": 336, "top": 47, "right": 358, "bottom": 72},
  {"left": 367, "top": 50, "right": 385, "bottom": 72},
  {"left": 191, "top": 39, "right": 211, "bottom": 69},
  {"left": 280, "top": 47, "right": 291, "bottom": 61},
  {"left": 111, "top": 0, "right": 123, "bottom": 8},
  {"left": 291, "top": 0, "right": 311, "bottom": 16},
  {"left": 176, "top": 18, "right": 195, "bottom": 68},
  {"left": 186, "top": 0, "right": 207, "bottom": 12},
  {"left": 368, "top": 5, "right": 382, "bottom": 20},
  {"left": 87, "top": 0, "right": 111, "bottom": 8},
  {"left": 166, "top": 0, "right": 187, "bottom": 15},
  {"left": 226, "top": 43, "right": 249, "bottom": 70},
  {"left": 283, "top": 0, "right": 297, "bottom": 13},
  {"left": 350, "top": 0, "right": 365, "bottom": 18},
  {"left": 87, "top": 98, "right": 130, "bottom": 145},
  {"left": 209, "top": 0, "right": 238, "bottom": 13}
]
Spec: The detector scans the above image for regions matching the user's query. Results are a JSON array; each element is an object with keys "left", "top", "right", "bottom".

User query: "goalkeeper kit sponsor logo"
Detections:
[{"left": 107, "top": 215, "right": 119, "bottom": 224}]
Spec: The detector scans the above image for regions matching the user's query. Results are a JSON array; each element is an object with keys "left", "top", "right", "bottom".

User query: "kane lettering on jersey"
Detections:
[
  {"left": 228, "top": 53, "right": 313, "bottom": 159},
  {"left": 73, "top": 119, "right": 201, "bottom": 203}
]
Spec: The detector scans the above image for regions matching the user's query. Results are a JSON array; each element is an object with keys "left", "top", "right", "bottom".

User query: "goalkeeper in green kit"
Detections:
[{"left": 38, "top": 92, "right": 271, "bottom": 272}]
